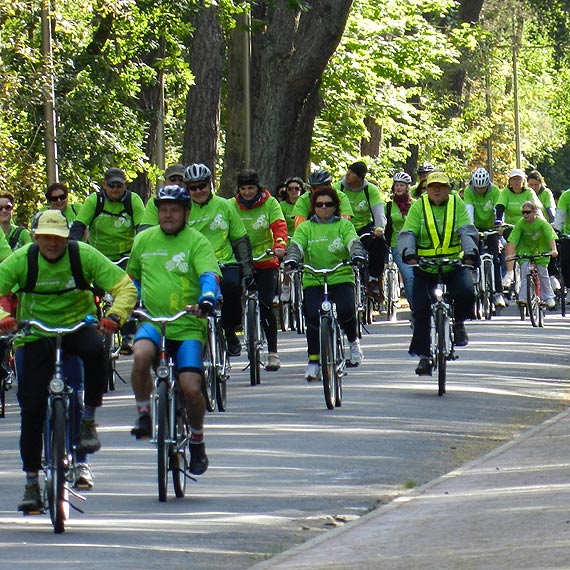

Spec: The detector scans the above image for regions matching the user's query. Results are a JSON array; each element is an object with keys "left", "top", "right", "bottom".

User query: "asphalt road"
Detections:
[{"left": 0, "top": 305, "right": 569, "bottom": 569}]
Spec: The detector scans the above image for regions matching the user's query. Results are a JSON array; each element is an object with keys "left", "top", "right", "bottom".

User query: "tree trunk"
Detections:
[
  {"left": 182, "top": 3, "right": 224, "bottom": 180},
  {"left": 361, "top": 117, "right": 382, "bottom": 158},
  {"left": 221, "top": 0, "right": 353, "bottom": 194}
]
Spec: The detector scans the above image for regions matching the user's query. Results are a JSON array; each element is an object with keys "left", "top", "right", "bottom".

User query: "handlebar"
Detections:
[
  {"left": 509, "top": 252, "right": 552, "bottom": 262},
  {"left": 252, "top": 248, "right": 278, "bottom": 262},
  {"left": 21, "top": 317, "right": 98, "bottom": 336},
  {"left": 302, "top": 260, "right": 353, "bottom": 275},
  {"left": 418, "top": 257, "right": 464, "bottom": 269},
  {"left": 132, "top": 307, "right": 197, "bottom": 325}
]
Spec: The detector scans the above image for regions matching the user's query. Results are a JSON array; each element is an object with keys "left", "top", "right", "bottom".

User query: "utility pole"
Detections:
[
  {"left": 242, "top": 7, "right": 251, "bottom": 170},
  {"left": 512, "top": 9, "right": 522, "bottom": 169},
  {"left": 41, "top": 0, "right": 58, "bottom": 184}
]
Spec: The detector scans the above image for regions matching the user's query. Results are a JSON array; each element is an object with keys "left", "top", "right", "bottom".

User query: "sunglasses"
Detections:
[
  {"left": 168, "top": 175, "right": 184, "bottom": 183},
  {"left": 107, "top": 182, "right": 125, "bottom": 189},
  {"left": 0, "top": 204, "right": 13, "bottom": 212},
  {"left": 521, "top": 210, "right": 534, "bottom": 215},
  {"left": 188, "top": 182, "right": 209, "bottom": 191},
  {"left": 315, "top": 202, "right": 334, "bottom": 208},
  {"left": 48, "top": 194, "right": 67, "bottom": 202},
  {"left": 288, "top": 186, "right": 301, "bottom": 191}
]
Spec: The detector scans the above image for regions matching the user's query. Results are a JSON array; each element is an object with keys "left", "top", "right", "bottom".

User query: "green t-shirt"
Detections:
[
  {"left": 508, "top": 217, "right": 557, "bottom": 266},
  {"left": 187, "top": 195, "right": 247, "bottom": 264},
  {"left": 6, "top": 223, "right": 32, "bottom": 251},
  {"left": 292, "top": 190, "right": 354, "bottom": 220},
  {"left": 280, "top": 200, "right": 296, "bottom": 239},
  {"left": 556, "top": 189, "right": 570, "bottom": 234},
  {"left": 75, "top": 192, "right": 145, "bottom": 261},
  {"left": 387, "top": 200, "right": 415, "bottom": 247},
  {"left": 233, "top": 195, "right": 285, "bottom": 263},
  {"left": 141, "top": 198, "right": 158, "bottom": 227},
  {"left": 290, "top": 217, "right": 358, "bottom": 288},
  {"left": 127, "top": 225, "right": 222, "bottom": 342},
  {"left": 463, "top": 184, "right": 502, "bottom": 230},
  {"left": 496, "top": 187, "right": 542, "bottom": 226},
  {"left": 0, "top": 241, "right": 136, "bottom": 342},
  {"left": 333, "top": 182, "right": 384, "bottom": 231}
]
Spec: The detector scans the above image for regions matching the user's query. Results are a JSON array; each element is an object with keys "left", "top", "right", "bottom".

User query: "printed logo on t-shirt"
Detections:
[
  {"left": 210, "top": 213, "right": 228, "bottom": 231},
  {"left": 166, "top": 252, "right": 189, "bottom": 273},
  {"left": 328, "top": 237, "right": 345, "bottom": 254},
  {"left": 252, "top": 214, "right": 269, "bottom": 230}
]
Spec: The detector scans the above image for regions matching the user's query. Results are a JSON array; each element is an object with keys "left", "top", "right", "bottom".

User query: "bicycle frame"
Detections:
[
  {"left": 476, "top": 230, "right": 499, "bottom": 320},
  {"left": 383, "top": 250, "right": 400, "bottom": 322}
]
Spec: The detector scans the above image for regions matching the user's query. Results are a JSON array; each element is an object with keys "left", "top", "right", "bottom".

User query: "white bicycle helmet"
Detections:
[
  {"left": 393, "top": 172, "right": 412, "bottom": 184},
  {"left": 471, "top": 167, "right": 490, "bottom": 188},
  {"left": 183, "top": 163, "right": 212, "bottom": 183}
]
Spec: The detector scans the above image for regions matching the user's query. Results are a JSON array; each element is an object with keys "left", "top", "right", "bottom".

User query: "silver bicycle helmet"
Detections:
[
  {"left": 154, "top": 184, "right": 191, "bottom": 207},
  {"left": 471, "top": 167, "right": 490, "bottom": 188},
  {"left": 183, "top": 163, "right": 212, "bottom": 183},
  {"left": 307, "top": 169, "right": 332, "bottom": 187},
  {"left": 393, "top": 172, "right": 412, "bottom": 184},
  {"left": 417, "top": 162, "right": 436, "bottom": 174}
]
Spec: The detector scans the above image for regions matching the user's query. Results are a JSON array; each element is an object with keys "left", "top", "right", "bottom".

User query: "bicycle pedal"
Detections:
[{"left": 21, "top": 508, "right": 44, "bottom": 516}]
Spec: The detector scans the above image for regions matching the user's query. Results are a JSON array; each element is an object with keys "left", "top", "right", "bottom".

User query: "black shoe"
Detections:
[
  {"left": 415, "top": 357, "right": 432, "bottom": 376},
  {"left": 18, "top": 483, "right": 43, "bottom": 513},
  {"left": 119, "top": 335, "right": 133, "bottom": 355},
  {"left": 226, "top": 332, "right": 241, "bottom": 357},
  {"left": 453, "top": 323, "right": 469, "bottom": 347},
  {"left": 189, "top": 441, "right": 209, "bottom": 475},
  {"left": 130, "top": 413, "right": 151, "bottom": 439},
  {"left": 78, "top": 420, "right": 101, "bottom": 454}
]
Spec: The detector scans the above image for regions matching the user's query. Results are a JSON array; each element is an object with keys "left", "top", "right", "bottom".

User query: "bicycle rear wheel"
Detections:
[
  {"left": 436, "top": 308, "right": 447, "bottom": 396},
  {"left": 527, "top": 273, "right": 540, "bottom": 327},
  {"left": 172, "top": 389, "right": 189, "bottom": 499},
  {"left": 482, "top": 262, "right": 493, "bottom": 319},
  {"left": 157, "top": 380, "right": 170, "bottom": 502},
  {"left": 0, "top": 378, "right": 5, "bottom": 419},
  {"left": 246, "top": 298, "right": 261, "bottom": 386},
  {"left": 320, "top": 316, "right": 336, "bottom": 410},
  {"left": 385, "top": 270, "right": 398, "bottom": 321},
  {"left": 292, "top": 273, "right": 305, "bottom": 334},
  {"left": 201, "top": 332, "right": 217, "bottom": 412},
  {"left": 46, "top": 398, "right": 68, "bottom": 533},
  {"left": 334, "top": 323, "right": 344, "bottom": 408}
]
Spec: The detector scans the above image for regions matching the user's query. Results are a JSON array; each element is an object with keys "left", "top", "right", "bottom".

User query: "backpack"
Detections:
[
  {"left": 88, "top": 191, "right": 134, "bottom": 226},
  {"left": 8, "top": 227, "right": 25, "bottom": 250},
  {"left": 19, "top": 241, "right": 94, "bottom": 295}
]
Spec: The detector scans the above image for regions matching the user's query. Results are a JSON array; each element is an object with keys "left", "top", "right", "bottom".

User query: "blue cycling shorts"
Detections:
[{"left": 134, "top": 322, "right": 203, "bottom": 373}]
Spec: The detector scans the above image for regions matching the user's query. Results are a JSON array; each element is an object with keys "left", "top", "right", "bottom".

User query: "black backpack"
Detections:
[
  {"left": 19, "top": 241, "right": 93, "bottom": 295},
  {"left": 87, "top": 191, "right": 134, "bottom": 226}
]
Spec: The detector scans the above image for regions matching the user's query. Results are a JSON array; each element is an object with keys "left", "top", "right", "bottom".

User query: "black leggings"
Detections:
[{"left": 255, "top": 268, "right": 279, "bottom": 353}]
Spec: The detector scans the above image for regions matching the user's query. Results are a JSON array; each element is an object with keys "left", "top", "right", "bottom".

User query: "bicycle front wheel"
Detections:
[
  {"left": 385, "top": 270, "right": 398, "bottom": 321},
  {"left": 47, "top": 398, "right": 68, "bottom": 533},
  {"left": 172, "top": 389, "right": 189, "bottom": 499},
  {"left": 320, "top": 316, "right": 336, "bottom": 410},
  {"left": 527, "top": 273, "right": 540, "bottom": 327},
  {"left": 436, "top": 308, "right": 447, "bottom": 396},
  {"left": 215, "top": 325, "right": 228, "bottom": 412},
  {"left": 482, "top": 262, "right": 493, "bottom": 319},
  {"left": 334, "top": 323, "right": 344, "bottom": 407},
  {"left": 246, "top": 299, "right": 261, "bottom": 386},
  {"left": 201, "top": 331, "right": 217, "bottom": 412},
  {"left": 156, "top": 380, "right": 170, "bottom": 502}
]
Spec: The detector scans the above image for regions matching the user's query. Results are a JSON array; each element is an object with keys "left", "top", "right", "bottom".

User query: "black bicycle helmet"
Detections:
[
  {"left": 307, "top": 169, "right": 332, "bottom": 187},
  {"left": 183, "top": 163, "right": 212, "bottom": 183},
  {"left": 154, "top": 184, "right": 191, "bottom": 208},
  {"left": 417, "top": 162, "right": 436, "bottom": 174}
]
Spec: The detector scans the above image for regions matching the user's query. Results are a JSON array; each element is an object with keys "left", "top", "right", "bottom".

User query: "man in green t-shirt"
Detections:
[
  {"left": 0, "top": 210, "right": 137, "bottom": 513},
  {"left": 127, "top": 185, "right": 221, "bottom": 476},
  {"left": 333, "top": 161, "right": 387, "bottom": 298},
  {"left": 398, "top": 172, "right": 479, "bottom": 376}
]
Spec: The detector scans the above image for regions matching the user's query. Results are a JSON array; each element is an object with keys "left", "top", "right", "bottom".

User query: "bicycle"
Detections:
[
  {"left": 99, "top": 255, "right": 130, "bottom": 392},
  {"left": 509, "top": 252, "right": 552, "bottom": 328},
  {"left": 20, "top": 318, "right": 94, "bottom": 533},
  {"left": 202, "top": 303, "right": 230, "bottom": 412},
  {"left": 475, "top": 230, "right": 500, "bottom": 320},
  {"left": 302, "top": 261, "right": 351, "bottom": 410},
  {"left": 383, "top": 249, "right": 400, "bottom": 322},
  {"left": 242, "top": 251, "right": 272, "bottom": 386},
  {"left": 132, "top": 307, "right": 197, "bottom": 502},
  {"left": 555, "top": 234, "right": 570, "bottom": 317},
  {"left": 418, "top": 258, "right": 466, "bottom": 397},
  {"left": 0, "top": 340, "right": 15, "bottom": 419}
]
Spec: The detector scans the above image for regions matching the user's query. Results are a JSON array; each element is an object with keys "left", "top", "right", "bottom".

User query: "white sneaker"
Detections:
[
  {"left": 550, "top": 276, "right": 561, "bottom": 291},
  {"left": 266, "top": 352, "right": 281, "bottom": 371},
  {"left": 348, "top": 339, "right": 363, "bottom": 367},
  {"left": 545, "top": 297, "right": 556, "bottom": 309},
  {"left": 502, "top": 271, "right": 514, "bottom": 288},
  {"left": 74, "top": 463, "right": 94, "bottom": 490},
  {"left": 279, "top": 283, "right": 291, "bottom": 302},
  {"left": 493, "top": 292, "right": 507, "bottom": 309},
  {"left": 305, "top": 362, "right": 320, "bottom": 382}
]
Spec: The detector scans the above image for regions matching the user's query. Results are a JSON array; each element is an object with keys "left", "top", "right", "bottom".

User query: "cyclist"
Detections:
[
  {"left": 127, "top": 185, "right": 221, "bottom": 475},
  {"left": 284, "top": 187, "right": 367, "bottom": 381},
  {"left": 463, "top": 167, "right": 506, "bottom": 309},
  {"left": 183, "top": 163, "right": 254, "bottom": 357},
  {"left": 554, "top": 187, "right": 570, "bottom": 288},
  {"left": 495, "top": 168, "right": 543, "bottom": 230},
  {"left": 333, "top": 161, "right": 387, "bottom": 298},
  {"left": 0, "top": 192, "right": 32, "bottom": 251},
  {"left": 0, "top": 210, "right": 137, "bottom": 512},
  {"left": 39, "top": 182, "right": 82, "bottom": 224},
  {"left": 504, "top": 200, "right": 557, "bottom": 309},
  {"left": 398, "top": 172, "right": 479, "bottom": 376},
  {"left": 232, "top": 170, "right": 288, "bottom": 372},
  {"left": 412, "top": 163, "right": 436, "bottom": 198},
  {"left": 384, "top": 172, "right": 415, "bottom": 309},
  {"left": 292, "top": 169, "right": 353, "bottom": 228}
]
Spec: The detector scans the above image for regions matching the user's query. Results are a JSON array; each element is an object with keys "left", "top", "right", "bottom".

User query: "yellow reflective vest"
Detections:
[{"left": 417, "top": 194, "right": 462, "bottom": 257}]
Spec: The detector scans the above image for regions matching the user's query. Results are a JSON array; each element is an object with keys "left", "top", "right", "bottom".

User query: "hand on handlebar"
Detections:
[
  {"left": 99, "top": 314, "right": 120, "bottom": 334},
  {"left": 0, "top": 316, "right": 17, "bottom": 333}
]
